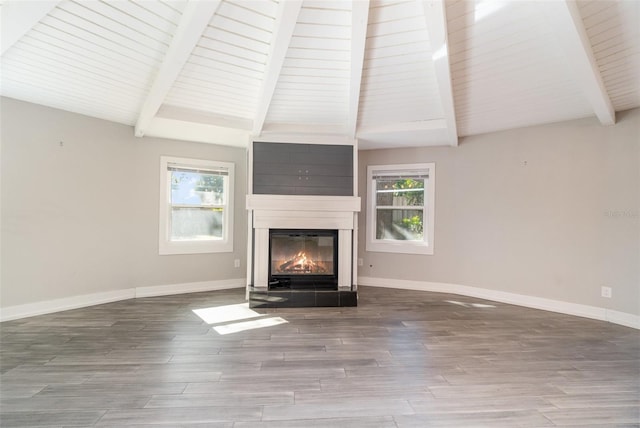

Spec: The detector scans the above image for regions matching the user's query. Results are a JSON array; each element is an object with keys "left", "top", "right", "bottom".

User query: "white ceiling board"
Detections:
[
  {"left": 104, "top": 1, "right": 182, "bottom": 31},
  {"left": 369, "top": 0, "right": 423, "bottom": 22},
  {"left": 577, "top": 0, "right": 640, "bottom": 112},
  {"left": 263, "top": 1, "right": 351, "bottom": 130},
  {"left": 0, "top": 86, "right": 138, "bottom": 131},
  {"left": 2, "top": 0, "right": 638, "bottom": 148},
  {"left": 196, "top": 38, "right": 268, "bottom": 65},
  {"left": 358, "top": 0, "right": 443, "bottom": 130},
  {"left": 64, "top": 1, "right": 175, "bottom": 47},
  {"left": 0, "top": 0, "right": 60, "bottom": 55},
  {"left": 181, "top": 55, "right": 264, "bottom": 80},
  {"left": 0, "top": 0, "right": 174, "bottom": 126},
  {"left": 448, "top": 0, "right": 595, "bottom": 137},
  {"left": 50, "top": 4, "right": 166, "bottom": 58},
  {"left": 359, "top": 118, "right": 447, "bottom": 134}
]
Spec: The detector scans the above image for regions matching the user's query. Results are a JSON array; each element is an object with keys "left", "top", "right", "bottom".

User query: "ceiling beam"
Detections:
[
  {"left": 134, "top": 0, "right": 221, "bottom": 137},
  {"left": 358, "top": 119, "right": 447, "bottom": 136},
  {"left": 143, "top": 117, "right": 250, "bottom": 148},
  {"left": 421, "top": 0, "right": 458, "bottom": 146},
  {"left": 254, "top": 133, "right": 356, "bottom": 146},
  {"left": 157, "top": 105, "right": 253, "bottom": 131},
  {"left": 347, "top": 0, "right": 370, "bottom": 138},
  {"left": 252, "top": 0, "right": 303, "bottom": 137},
  {"left": 1, "top": 0, "right": 60, "bottom": 56},
  {"left": 542, "top": 0, "right": 615, "bottom": 125},
  {"left": 261, "top": 122, "right": 346, "bottom": 135}
]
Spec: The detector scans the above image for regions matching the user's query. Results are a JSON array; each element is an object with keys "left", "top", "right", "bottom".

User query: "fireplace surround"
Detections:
[{"left": 246, "top": 194, "right": 360, "bottom": 307}]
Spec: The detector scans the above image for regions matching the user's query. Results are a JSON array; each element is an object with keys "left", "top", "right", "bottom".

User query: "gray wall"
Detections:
[
  {"left": 1, "top": 97, "right": 247, "bottom": 308},
  {"left": 3, "top": 96, "right": 638, "bottom": 317},
  {"left": 358, "top": 109, "right": 640, "bottom": 316}
]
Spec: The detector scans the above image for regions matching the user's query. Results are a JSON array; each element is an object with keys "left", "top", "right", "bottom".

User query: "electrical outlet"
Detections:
[
  {"left": 234, "top": 259, "right": 240, "bottom": 268},
  {"left": 358, "top": 258, "right": 363, "bottom": 266},
  {"left": 601, "top": 286, "right": 612, "bottom": 298}
]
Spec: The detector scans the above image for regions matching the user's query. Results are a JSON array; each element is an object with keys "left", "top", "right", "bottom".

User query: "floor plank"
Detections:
[{"left": 1, "top": 286, "right": 638, "bottom": 427}]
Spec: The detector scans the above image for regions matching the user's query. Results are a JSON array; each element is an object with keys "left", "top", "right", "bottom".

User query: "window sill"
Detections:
[
  {"left": 366, "top": 240, "right": 433, "bottom": 255},
  {"left": 159, "top": 240, "right": 233, "bottom": 255}
]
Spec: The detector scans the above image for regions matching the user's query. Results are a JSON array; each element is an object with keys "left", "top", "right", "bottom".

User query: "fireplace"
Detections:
[
  {"left": 269, "top": 229, "right": 338, "bottom": 289},
  {"left": 246, "top": 194, "right": 360, "bottom": 307}
]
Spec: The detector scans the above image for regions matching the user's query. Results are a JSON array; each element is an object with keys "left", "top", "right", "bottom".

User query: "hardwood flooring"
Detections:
[{"left": 1, "top": 286, "right": 638, "bottom": 427}]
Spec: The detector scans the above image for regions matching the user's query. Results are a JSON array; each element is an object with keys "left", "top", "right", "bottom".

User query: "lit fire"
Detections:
[{"left": 278, "top": 251, "right": 325, "bottom": 274}]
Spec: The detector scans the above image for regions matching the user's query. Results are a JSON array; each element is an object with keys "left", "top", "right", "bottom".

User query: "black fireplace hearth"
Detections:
[{"left": 248, "top": 287, "right": 357, "bottom": 308}]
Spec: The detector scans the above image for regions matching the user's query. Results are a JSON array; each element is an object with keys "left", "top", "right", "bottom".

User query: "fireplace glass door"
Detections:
[{"left": 269, "top": 229, "right": 338, "bottom": 287}]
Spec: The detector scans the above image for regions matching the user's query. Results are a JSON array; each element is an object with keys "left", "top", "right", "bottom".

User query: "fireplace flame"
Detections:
[{"left": 278, "top": 251, "right": 325, "bottom": 274}]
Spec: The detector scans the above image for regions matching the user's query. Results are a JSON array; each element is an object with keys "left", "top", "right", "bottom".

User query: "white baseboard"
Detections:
[
  {"left": 0, "top": 289, "right": 136, "bottom": 322},
  {"left": 135, "top": 278, "right": 245, "bottom": 298},
  {"left": 606, "top": 309, "right": 640, "bottom": 330},
  {"left": 4, "top": 277, "right": 637, "bottom": 330},
  {"left": 0, "top": 279, "right": 246, "bottom": 322},
  {"left": 358, "top": 276, "right": 639, "bottom": 330}
]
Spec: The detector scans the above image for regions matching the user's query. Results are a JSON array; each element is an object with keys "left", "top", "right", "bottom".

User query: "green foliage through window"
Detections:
[
  {"left": 394, "top": 179, "right": 423, "bottom": 237},
  {"left": 392, "top": 178, "right": 424, "bottom": 206},
  {"left": 400, "top": 215, "right": 423, "bottom": 235}
]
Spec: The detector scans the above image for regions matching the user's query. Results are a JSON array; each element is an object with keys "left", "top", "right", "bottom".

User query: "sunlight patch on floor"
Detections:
[
  {"left": 193, "top": 303, "right": 261, "bottom": 324},
  {"left": 193, "top": 303, "right": 288, "bottom": 335},
  {"left": 213, "top": 317, "right": 288, "bottom": 335},
  {"left": 445, "top": 300, "right": 496, "bottom": 309}
]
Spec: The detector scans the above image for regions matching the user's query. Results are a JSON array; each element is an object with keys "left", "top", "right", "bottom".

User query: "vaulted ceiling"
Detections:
[{"left": 1, "top": 0, "right": 639, "bottom": 150}]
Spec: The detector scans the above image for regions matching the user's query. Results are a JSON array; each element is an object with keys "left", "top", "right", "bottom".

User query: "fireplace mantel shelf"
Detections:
[{"left": 247, "top": 194, "right": 361, "bottom": 212}]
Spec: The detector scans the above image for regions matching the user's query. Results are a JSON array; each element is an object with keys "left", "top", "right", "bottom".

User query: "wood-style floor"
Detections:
[{"left": 1, "top": 286, "right": 638, "bottom": 427}]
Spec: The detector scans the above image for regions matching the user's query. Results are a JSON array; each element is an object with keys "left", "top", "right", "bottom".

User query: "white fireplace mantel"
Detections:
[
  {"left": 246, "top": 194, "right": 361, "bottom": 290},
  {"left": 247, "top": 194, "right": 361, "bottom": 212}
]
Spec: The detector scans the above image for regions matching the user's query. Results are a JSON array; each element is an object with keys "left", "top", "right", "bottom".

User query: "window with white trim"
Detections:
[
  {"left": 366, "top": 163, "right": 435, "bottom": 255},
  {"left": 159, "top": 156, "right": 234, "bottom": 255}
]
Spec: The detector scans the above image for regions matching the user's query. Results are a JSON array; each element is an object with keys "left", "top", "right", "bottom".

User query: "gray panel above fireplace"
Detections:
[{"left": 253, "top": 142, "right": 353, "bottom": 196}]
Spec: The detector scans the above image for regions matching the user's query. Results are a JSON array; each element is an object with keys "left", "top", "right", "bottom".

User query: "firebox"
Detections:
[{"left": 268, "top": 229, "right": 338, "bottom": 289}]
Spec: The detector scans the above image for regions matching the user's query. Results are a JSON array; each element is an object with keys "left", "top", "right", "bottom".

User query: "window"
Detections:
[
  {"left": 366, "top": 163, "right": 435, "bottom": 255},
  {"left": 159, "top": 156, "right": 234, "bottom": 255}
]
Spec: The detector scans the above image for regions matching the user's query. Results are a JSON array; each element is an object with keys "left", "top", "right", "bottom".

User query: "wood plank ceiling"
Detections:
[{"left": 1, "top": 0, "right": 638, "bottom": 149}]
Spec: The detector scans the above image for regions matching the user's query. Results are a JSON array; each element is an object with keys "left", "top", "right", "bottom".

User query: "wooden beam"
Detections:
[
  {"left": 543, "top": 0, "right": 615, "bottom": 125},
  {"left": 156, "top": 105, "right": 253, "bottom": 131},
  {"left": 143, "top": 117, "right": 250, "bottom": 148},
  {"left": 261, "top": 122, "right": 345, "bottom": 135},
  {"left": 252, "top": 1, "right": 303, "bottom": 137},
  {"left": 1, "top": 1, "right": 60, "bottom": 55},
  {"left": 358, "top": 118, "right": 447, "bottom": 136},
  {"left": 134, "top": 0, "right": 221, "bottom": 137},
  {"left": 421, "top": 0, "right": 458, "bottom": 146},
  {"left": 347, "top": 0, "right": 370, "bottom": 138},
  {"left": 253, "top": 133, "right": 356, "bottom": 146}
]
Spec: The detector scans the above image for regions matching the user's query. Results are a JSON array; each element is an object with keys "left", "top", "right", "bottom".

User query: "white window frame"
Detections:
[
  {"left": 159, "top": 156, "right": 234, "bottom": 255},
  {"left": 366, "top": 163, "right": 435, "bottom": 255}
]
